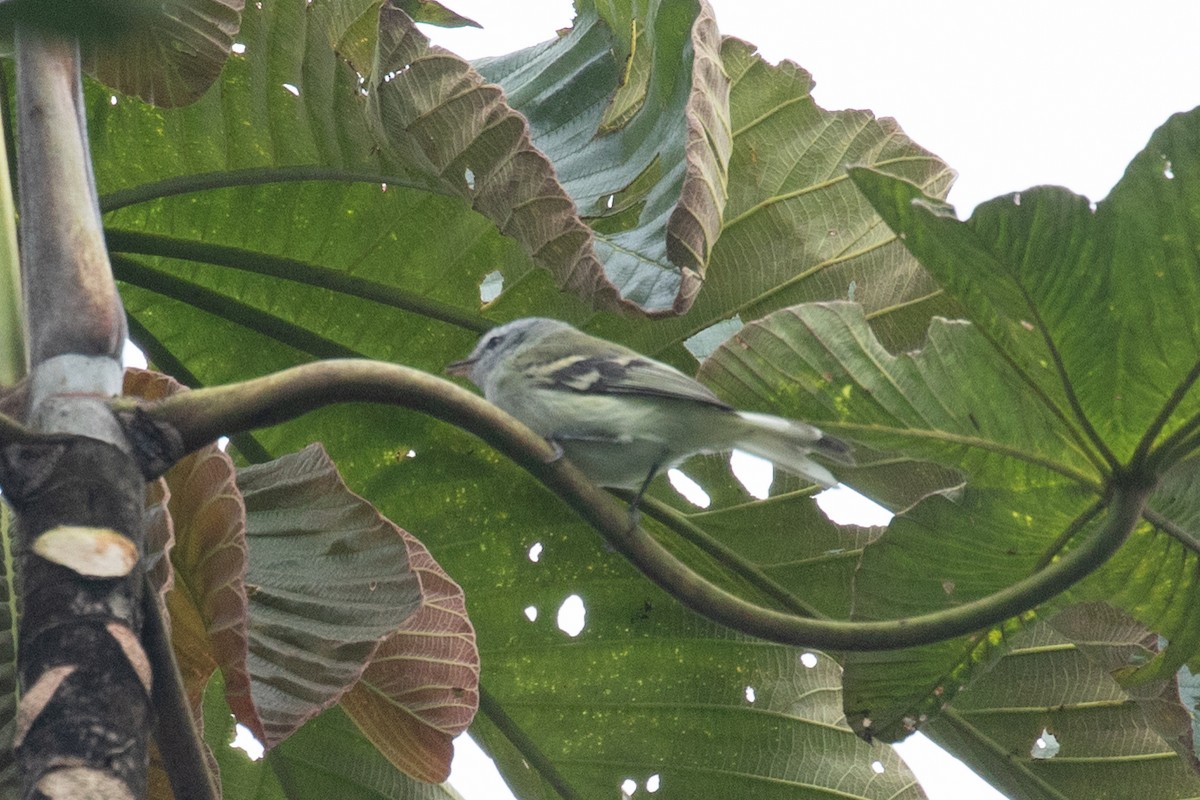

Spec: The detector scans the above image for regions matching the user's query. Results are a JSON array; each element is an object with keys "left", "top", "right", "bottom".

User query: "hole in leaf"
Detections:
[
  {"left": 667, "top": 469, "right": 710, "bottom": 508},
  {"left": 871, "top": 760, "right": 885, "bottom": 774},
  {"left": 232, "top": 42, "right": 246, "bottom": 54},
  {"left": 814, "top": 485, "right": 894, "bottom": 527},
  {"left": 281, "top": 83, "right": 300, "bottom": 97},
  {"left": 731, "top": 450, "right": 772, "bottom": 499},
  {"left": 744, "top": 686, "right": 756, "bottom": 703},
  {"left": 683, "top": 315, "right": 743, "bottom": 360},
  {"left": 646, "top": 774, "right": 661, "bottom": 792},
  {"left": 233, "top": 723, "right": 264, "bottom": 760},
  {"left": 523, "top": 606, "right": 537, "bottom": 622},
  {"left": 800, "top": 652, "right": 818, "bottom": 668},
  {"left": 527, "top": 542, "right": 543, "bottom": 563},
  {"left": 557, "top": 594, "right": 585, "bottom": 637},
  {"left": 620, "top": 778, "right": 637, "bottom": 797},
  {"left": 585, "top": 157, "right": 659, "bottom": 235},
  {"left": 479, "top": 270, "right": 504, "bottom": 304},
  {"left": 1031, "top": 729, "right": 1060, "bottom": 759}
]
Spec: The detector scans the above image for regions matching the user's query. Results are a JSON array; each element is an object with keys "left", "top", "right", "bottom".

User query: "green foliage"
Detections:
[{"left": 8, "top": 0, "right": 1200, "bottom": 798}]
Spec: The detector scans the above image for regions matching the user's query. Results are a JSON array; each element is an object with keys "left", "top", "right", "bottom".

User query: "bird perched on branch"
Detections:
[{"left": 447, "top": 317, "right": 852, "bottom": 504}]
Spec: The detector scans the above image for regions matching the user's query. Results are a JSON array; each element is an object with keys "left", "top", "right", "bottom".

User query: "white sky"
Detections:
[{"left": 424, "top": 3, "right": 1200, "bottom": 799}]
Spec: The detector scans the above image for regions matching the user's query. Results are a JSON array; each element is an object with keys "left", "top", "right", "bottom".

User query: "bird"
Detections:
[{"left": 447, "top": 317, "right": 852, "bottom": 504}]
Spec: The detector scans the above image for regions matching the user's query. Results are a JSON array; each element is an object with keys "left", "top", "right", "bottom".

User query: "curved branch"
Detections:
[{"left": 127, "top": 360, "right": 1152, "bottom": 651}]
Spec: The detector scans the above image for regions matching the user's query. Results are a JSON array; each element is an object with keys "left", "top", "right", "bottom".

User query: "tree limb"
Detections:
[
  {"left": 131, "top": 359, "right": 1152, "bottom": 651},
  {"left": 9, "top": 26, "right": 153, "bottom": 800}
]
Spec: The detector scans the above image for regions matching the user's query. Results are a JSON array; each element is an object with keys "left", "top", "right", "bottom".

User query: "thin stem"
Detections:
[
  {"left": 114, "top": 256, "right": 362, "bottom": 360},
  {"left": 141, "top": 578, "right": 219, "bottom": 800},
  {"left": 0, "top": 67, "right": 15, "bottom": 210},
  {"left": 1022, "top": 290, "right": 1119, "bottom": 469},
  {"left": 106, "top": 229, "right": 491, "bottom": 334},
  {"left": 478, "top": 686, "right": 579, "bottom": 800},
  {"left": 133, "top": 359, "right": 1152, "bottom": 651},
  {"left": 1031, "top": 500, "right": 1106, "bottom": 572},
  {"left": 1141, "top": 507, "right": 1200, "bottom": 556},
  {"left": 98, "top": 166, "right": 452, "bottom": 213},
  {"left": 928, "top": 707, "right": 1071, "bottom": 800},
  {"left": 1130, "top": 355, "right": 1200, "bottom": 470},
  {"left": 971, "top": 316, "right": 1109, "bottom": 477},
  {"left": 1145, "top": 410, "right": 1200, "bottom": 473},
  {"left": 634, "top": 493, "right": 826, "bottom": 619}
]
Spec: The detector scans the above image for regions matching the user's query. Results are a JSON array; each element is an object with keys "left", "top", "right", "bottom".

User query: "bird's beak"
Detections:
[{"left": 445, "top": 357, "right": 475, "bottom": 378}]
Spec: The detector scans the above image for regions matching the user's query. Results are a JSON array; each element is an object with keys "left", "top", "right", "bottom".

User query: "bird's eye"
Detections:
[{"left": 484, "top": 335, "right": 504, "bottom": 351}]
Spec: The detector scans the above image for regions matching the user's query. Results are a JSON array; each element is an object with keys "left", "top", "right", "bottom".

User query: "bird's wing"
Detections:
[{"left": 529, "top": 341, "right": 732, "bottom": 409}]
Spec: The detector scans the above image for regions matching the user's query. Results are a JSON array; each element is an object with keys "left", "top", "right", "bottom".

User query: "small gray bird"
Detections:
[{"left": 447, "top": 317, "right": 852, "bottom": 501}]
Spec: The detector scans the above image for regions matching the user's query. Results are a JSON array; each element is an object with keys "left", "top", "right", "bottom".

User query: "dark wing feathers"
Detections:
[{"left": 527, "top": 337, "right": 731, "bottom": 409}]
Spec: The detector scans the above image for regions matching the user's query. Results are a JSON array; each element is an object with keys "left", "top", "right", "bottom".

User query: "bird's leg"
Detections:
[{"left": 626, "top": 461, "right": 661, "bottom": 529}]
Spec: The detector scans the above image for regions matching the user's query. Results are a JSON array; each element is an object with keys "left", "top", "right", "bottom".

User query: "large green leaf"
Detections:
[
  {"left": 470, "top": 632, "right": 925, "bottom": 800},
  {"left": 842, "top": 486, "right": 1103, "bottom": 740},
  {"left": 92, "top": 0, "right": 587, "bottom": 344},
  {"left": 486, "top": 33, "right": 954, "bottom": 359},
  {"left": 699, "top": 303, "right": 1100, "bottom": 491},
  {"left": 343, "top": 429, "right": 917, "bottom": 798},
  {"left": 924, "top": 605, "right": 1200, "bottom": 800},
  {"left": 849, "top": 106, "right": 1200, "bottom": 463},
  {"left": 694, "top": 273, "right": 1200, "bottom": 782},
  {"left": 83, "top": 0, "right": 958, "bottom": 796},
  {"left": 669, "top": 106, "right": 1200, "bottom": 797}
]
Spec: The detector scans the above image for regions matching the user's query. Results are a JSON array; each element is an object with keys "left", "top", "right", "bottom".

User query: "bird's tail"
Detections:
[{"left": 733, "top": 411, "right": 853, "bottom": 488}]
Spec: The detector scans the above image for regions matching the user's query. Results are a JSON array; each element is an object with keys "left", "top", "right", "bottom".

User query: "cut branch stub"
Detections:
[{"left": 0, "top": 437, "right": 150, "bottom": 798}]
